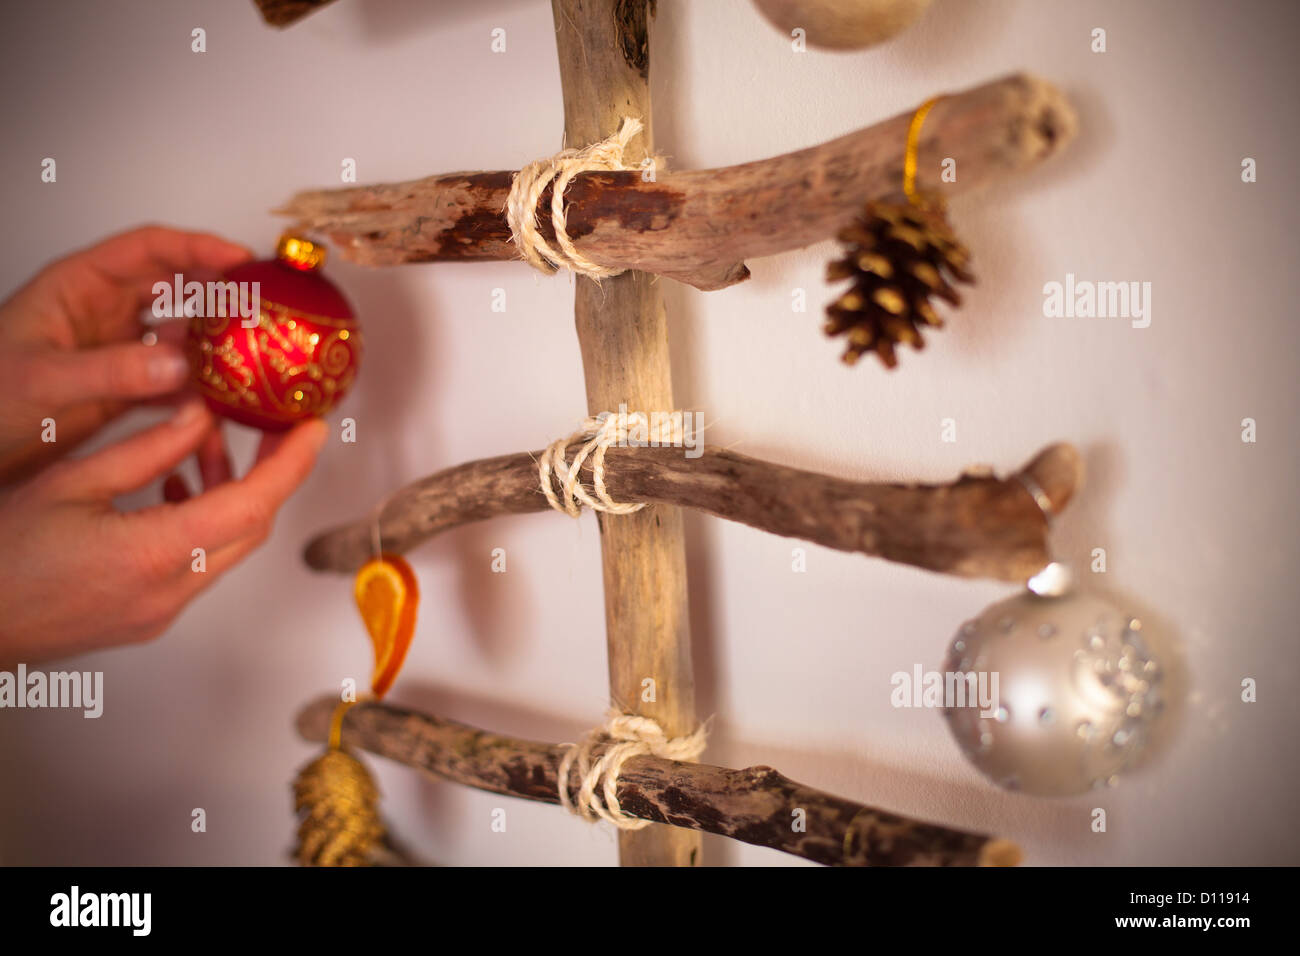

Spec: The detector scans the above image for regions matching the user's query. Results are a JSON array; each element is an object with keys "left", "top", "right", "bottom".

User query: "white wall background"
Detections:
[{"left": 1, "top": 0, "right": 1297, "bottom": 865}]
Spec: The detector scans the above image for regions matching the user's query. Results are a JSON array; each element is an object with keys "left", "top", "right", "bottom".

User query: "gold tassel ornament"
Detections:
[
  {"left": 292, "top": 698, "right": 387, "bottom": 867},
  {"left": 292, "top": 745, "right": 386, "bottom": 867},
  {"left": 824, "top": 96, "right": 975, "bottom": 368}
]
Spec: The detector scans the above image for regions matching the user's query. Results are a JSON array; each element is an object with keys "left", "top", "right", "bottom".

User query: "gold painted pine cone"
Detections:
[
  {"left": 292, "top": 747, "right": 386, "bottom": 866},
  {"left": 825, "top": 198, "right": 975, "bottom": 368}
]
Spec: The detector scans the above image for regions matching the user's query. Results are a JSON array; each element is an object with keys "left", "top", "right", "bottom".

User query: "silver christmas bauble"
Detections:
[{"left": 943, "top": 589, "right": 1164, "bottom": 796}]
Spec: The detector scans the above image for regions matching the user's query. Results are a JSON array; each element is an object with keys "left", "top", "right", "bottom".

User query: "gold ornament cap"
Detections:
[{"left": 276, "top": 233, "right": 327, "bottom": 271}]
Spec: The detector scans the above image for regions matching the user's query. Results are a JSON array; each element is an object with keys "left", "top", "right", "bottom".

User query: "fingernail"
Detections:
[
  {"left": 171, "top": 398, "right": 207, "bottom": 427},
  {"left": 149, "top": 353, "right": 190, "bottom": 386}
]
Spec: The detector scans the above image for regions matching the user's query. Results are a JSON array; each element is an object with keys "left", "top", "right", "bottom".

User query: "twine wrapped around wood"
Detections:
[
  {"left": 506, "top": 116, "right": 647, "bottom": 278},
  {"left": 558, "top": 711, "right": 708, "bottom": 829},
  {"left": 539, "top": 411, "right": 692, "bottom": 516}
]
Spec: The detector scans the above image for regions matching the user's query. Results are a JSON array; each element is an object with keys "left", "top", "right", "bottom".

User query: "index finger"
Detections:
[
  {"left": 71, "top": 225, "right": 254, "bottom": 285},
  {"left": 5, "top": 227, "right": 257, "bottom": 344}
]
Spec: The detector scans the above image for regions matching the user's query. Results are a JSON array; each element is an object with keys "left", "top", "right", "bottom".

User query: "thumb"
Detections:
[
  {"left": 25, "top": 342, "right": 192, "bottom": 406},
  {"left": 57, "top": 399, "right": 215, "bottom": 498}
]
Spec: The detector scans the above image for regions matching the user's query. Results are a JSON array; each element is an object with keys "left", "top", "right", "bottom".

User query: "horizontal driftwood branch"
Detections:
[
  {"left": 303, "top": 441, "right": 1079, "bottom": 581},
  {"left": 296, "top": 696, "right": 1020, "bottom": 867},
  {"left": 277, "top": 73, "right": 1076, "bottom": 290}
]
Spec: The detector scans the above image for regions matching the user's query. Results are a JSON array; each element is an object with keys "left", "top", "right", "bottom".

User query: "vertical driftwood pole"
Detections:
[{"left": 552, "top": 0, "right": 700, "bottom": 867}]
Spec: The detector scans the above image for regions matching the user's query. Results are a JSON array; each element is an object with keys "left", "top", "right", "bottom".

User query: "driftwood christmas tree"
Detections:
[{"left": 263, "top": 0, "right": 1079, "bottom": 866}]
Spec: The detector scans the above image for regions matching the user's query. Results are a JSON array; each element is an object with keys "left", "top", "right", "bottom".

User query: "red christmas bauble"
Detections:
[{"left": 186, "top": 235, "right": 362, "bottom": 431}]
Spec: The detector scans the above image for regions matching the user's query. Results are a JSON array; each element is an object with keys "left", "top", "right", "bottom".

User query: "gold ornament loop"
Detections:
[
  {"left": 328, "top": 695, "right": 367, "bottom": 751},
  {"left": 277, "top": 233, "right": 327, "bottom": 270},
  {"left": 903, "top": 96, "right": 944, "bottom": 206}
]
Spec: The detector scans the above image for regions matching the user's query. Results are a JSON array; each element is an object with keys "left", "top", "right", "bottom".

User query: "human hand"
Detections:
[
  {"left": 0, "top": 399, "right": 327, "bottom": 663},
  {"left": 0, "top": 225, "right": 252, "bottom": 484},
  {"left": 0, "top": 226, "right": 330, "bottom": 663}
]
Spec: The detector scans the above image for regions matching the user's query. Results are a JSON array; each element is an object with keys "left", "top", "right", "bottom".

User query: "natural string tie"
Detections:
[
  {"left": 557, "top": 710, "right": 708, "bottom": 830},
  {"left": 539, "top": 411, "right": 682, "bottom": 517},
  {"left": 506, "top": 116, "right": 646, "bottom": 279}
]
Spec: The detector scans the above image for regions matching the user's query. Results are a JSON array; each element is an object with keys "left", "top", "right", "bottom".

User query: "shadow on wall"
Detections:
[
  {"left": 945, "top": 79, "right": 1113, "bottom": 366},
  {"left": 423, "top": 513, "right": 539, "bottom": 669}
]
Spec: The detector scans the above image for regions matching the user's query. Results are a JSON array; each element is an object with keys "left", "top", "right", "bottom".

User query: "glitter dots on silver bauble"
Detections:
[{"left": 943, "top": 588, "right": 1165, "bottom": 796}]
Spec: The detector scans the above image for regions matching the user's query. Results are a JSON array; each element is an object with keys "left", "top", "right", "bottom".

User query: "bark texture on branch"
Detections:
[
  {"left": 251, "top": 0, "right": 337, "bottom": 27},
  {"left": 276, "top": 73, "right": 1075, "bottom": 290},
  {"left": 303, "top": 442, "right": 1080, "bottom": 581},
  {"left": 295, "top": 696, "right": 1021, "bottom": 867},
  {"left": 550, "top": 0, "right": 700, "bottom": 868}
]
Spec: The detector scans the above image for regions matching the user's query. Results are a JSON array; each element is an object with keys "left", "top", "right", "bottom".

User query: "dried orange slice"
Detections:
[{"left": 353, "top": 553, "right": 419, "bottom": 698}]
